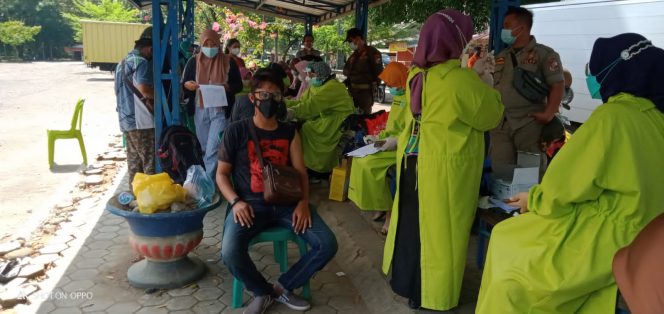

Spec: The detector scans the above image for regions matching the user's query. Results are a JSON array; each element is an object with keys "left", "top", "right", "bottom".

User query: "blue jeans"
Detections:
[
  {"left": 221, "top": 203, "right": 338, "bottom": 296},
  {"left": 194, "top": 106, "right": 227, "bottom": 180}
]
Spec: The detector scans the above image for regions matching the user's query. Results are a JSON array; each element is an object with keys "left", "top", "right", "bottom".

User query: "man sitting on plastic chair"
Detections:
[{"left": 217, "top": 70, "right": 338, "bottom": 314}]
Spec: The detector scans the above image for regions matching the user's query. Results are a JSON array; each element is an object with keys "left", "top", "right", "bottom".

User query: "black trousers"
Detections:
[{"left": 389, "top": 156, "right": 421, "bottom": 307}]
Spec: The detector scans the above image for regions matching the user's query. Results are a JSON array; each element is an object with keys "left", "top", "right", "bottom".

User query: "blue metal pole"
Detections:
[
  {"left": 489, "top": 0, "right": 520, "bottom": 54},
  {"left": 184, "top": 0, "right": 195, "bottom": 43},
  {"left": 153, "top": 0, "right": 188, "bottom": 173},
  {"left": 152, "top": 0, "right": 164, "bottom": 172},
  {"left": 354, "top": 0, "right": 369, "bottom": 39},
  {"left": 169, "top": 0, "right": 181, "bottom": 126}
]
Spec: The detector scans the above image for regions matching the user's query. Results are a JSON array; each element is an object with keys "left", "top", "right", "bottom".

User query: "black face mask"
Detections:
[{"left": 255, "top": 98, "right": 281, "bottom": 119}]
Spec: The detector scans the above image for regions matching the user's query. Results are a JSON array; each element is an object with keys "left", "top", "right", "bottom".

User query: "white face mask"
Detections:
[
  {"left": 349, "top": 42, "right": 358, "bottom": 51},
  {"left": 230, "top": 47, "right": 240, "bottom": 56}
]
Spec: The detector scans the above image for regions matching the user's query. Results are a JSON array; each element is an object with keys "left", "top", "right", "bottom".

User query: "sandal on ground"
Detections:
[
  {"left": 380, "top": 226, "right": 389, "bottom": 236},
  {"left": 372, "top": 212, "right": 386, "bottom": 221}
]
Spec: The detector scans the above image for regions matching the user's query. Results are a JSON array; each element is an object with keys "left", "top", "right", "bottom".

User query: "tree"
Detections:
[
  {"left": 367, "top": 21, "right": 420, "bottom": 48},
  {"left": 371, "top": 0, "right": 556, "bottom": 33},
  {"left": 63, "top": 0, "right": 140, "bottom": 42},
  {"left": 266, "top": 18, "right": 304, "bottom": 61},
  {"left": 194, "top": 4, "right": 267, "bottom": 59},
  {"left": 0, "top": 21, "right": 42, "bottom": 57},
  {"left": 371, "top": 0, "right": 492, "bottom": 33},
  {"left": 0, "top": 0, "right": 74, "bottom": 59},
  {"left": 311, "top": 16, "right": 355, "bottom": 66}
]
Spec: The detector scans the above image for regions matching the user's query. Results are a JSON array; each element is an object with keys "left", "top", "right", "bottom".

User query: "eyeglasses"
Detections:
[{"left": 253, "top": 91, "right": 283, "bottom": 101}]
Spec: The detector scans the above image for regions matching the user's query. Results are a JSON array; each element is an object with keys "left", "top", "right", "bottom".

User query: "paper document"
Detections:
[
  {"left": 488, "top": 197, "right": 520, "bottom": 214},
  {"left": 199, "top": 84, "right": 228, "bottom": 108},
  {"left": 346, "top": 143, "right": 381, "bottom": 158}
]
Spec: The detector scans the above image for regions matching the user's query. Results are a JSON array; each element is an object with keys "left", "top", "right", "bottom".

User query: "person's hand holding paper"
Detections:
[
  {"left": 199, "top": 84, "right": 228, "bottom": 108},
  {"left": 377, "top": 136, "right": 398, "bottom": 151}
]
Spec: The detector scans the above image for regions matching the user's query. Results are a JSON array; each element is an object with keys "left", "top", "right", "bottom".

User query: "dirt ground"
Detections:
[{"left": 0, "top": 62, "right": 121, "bottom": 240}]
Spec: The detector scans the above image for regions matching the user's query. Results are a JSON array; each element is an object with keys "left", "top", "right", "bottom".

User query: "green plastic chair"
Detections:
[
  {"left": 223, "top": 204, "right": 312, "bottom": 309},
  {"left": 47, "top": 99, "right": 87, "bottom": 168}
]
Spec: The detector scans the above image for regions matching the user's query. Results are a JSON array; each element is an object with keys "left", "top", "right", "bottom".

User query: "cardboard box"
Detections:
[
  {"left": 329, "top": 158, "right": 352, "bottom": 202},
  {"left": 490, "top": 152, "right": 540, "bottom": 200}
]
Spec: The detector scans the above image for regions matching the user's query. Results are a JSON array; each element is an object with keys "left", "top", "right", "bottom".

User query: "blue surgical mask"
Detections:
[
  {"left": 585, "top": 58, "right": 621, "bottom": 100},
  {"left": 585, "top": 39, "right": 654, "bottom": 101},
  {"left": 389, "top": 87, "right": 404, "bottom": 96},
  {"left": 201, "top": 47, "right": 219, "bottom": 58},
  {"left": 585, "top": 75, "right": 602, "bottom": 99},
  {"left": 311, "top": 77, "right": 323, "bottom": 87},
  {"left": 501, "top": 29, "right": 517, "bottom": 46}
]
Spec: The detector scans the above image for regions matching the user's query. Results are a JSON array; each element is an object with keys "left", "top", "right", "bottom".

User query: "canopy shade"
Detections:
[{"left": 127, "top": 0, "right": 388, "bottom": 24}]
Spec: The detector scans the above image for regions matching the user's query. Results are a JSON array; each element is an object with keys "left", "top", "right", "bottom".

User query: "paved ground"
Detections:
[
  {"left": 12, "top": 171, "right": 373, "bottom": 314},
  {"left": 5, "top": 162, "right": 485, "bottom": 314},
  {"left": 0, "top": 62, "right": 120, "bottom": 241},
  {"left": 0, "top": 62, "right": 483, "bottom": 313}
]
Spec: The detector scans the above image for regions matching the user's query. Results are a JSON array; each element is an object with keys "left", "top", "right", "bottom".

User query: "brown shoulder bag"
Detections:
[{"left": 248, "top": 122, "right": 303, "bottom": 205}]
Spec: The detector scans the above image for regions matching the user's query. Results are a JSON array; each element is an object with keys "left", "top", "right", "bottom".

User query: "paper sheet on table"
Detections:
[
  {"left": 346, "top": 143, "right": 381, "bottom": 158},
  {"left": 199, "top": 84, "right": 228, "bottom": 108}
]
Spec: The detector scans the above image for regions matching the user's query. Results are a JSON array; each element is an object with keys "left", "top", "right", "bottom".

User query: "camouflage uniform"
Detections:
[{"left": 125, "top": 129, "right": 155, "bottom": 184}]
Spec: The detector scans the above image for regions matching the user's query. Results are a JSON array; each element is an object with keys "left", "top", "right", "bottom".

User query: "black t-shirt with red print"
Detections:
[{"left": 218, "top": 118, "right": 296, "bottom": 204}]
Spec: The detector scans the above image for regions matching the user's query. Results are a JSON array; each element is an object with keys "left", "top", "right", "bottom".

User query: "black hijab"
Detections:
[{"left": 589, "top": 33, "right": 664, "bottom": 113}]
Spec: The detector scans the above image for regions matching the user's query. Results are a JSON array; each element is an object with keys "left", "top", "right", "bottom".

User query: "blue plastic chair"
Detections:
[{"left": 476, "top": 218, "right": 491, "bottom": 269}]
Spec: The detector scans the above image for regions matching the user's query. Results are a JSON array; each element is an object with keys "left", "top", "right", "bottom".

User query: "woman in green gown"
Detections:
[
  {"left": 348, "top": 62, "right": 409, "bottom": 234},
  {"left": 286, "top": 62, "right": 355, "bottom": 179},
  {"left": 477, "top": 33, "right": 664, "bottom": 314},
  {"left": 382, "top": 10, "right": 504, "bottom": 311}
]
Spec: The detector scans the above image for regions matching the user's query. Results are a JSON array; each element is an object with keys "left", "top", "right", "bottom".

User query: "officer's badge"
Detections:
[{"left": 548, "top": 58, "right": 561, "bottom": 72}]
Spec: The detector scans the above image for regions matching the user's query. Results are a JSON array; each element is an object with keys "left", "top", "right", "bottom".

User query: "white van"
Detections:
[{"left": 524, "top": 0, "right": 664, "bottom": 123}]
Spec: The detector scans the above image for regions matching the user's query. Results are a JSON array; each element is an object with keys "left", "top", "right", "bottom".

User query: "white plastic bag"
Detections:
[{"left": 183, "top": 165, "right": 216, "bottom": 207}]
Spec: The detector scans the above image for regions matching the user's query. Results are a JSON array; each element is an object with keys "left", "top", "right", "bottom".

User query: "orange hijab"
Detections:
[
  {"left": 378, "top": 62, "right": 408, "bottom": 89},
  {"left": 195, "top": 29, "right": 230, "bottom": 85}
]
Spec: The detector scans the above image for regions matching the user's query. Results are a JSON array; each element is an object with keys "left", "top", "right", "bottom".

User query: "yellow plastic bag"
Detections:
[{"left": 132, "top": 172, "right": 187, "bottom": 214}]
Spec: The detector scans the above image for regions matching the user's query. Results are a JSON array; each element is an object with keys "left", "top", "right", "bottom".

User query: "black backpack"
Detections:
[{"left": 157, "top": 125, "right": 204, "bottom": 184}]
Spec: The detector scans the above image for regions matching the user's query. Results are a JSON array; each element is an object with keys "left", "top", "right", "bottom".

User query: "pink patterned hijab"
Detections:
[
  {"left": 294, "top": 61, "right": 310, "bottom": 99},
  {"left": 410, "top": 10, "right": 473, "bottom": 115}
]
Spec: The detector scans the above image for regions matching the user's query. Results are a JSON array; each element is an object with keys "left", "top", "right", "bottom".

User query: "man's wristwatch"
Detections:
[{"left": 229, "top": 196, "right": 242, "bottom": 209}]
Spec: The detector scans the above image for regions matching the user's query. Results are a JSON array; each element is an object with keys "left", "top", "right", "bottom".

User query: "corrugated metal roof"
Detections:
[{"left": 128, "top": 0, "right": 387, "bottom": 24}]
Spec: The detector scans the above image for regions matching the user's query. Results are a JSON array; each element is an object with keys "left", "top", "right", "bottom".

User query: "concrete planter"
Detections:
[{"left": 106, "top": 195, "right": 221, "bottom": 289}]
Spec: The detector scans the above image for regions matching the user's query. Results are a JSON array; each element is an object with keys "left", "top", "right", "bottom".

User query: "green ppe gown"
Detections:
[
  {"left": 348, "top": 94, "right": 408, "bottom": 211},
  {"left": 287, "top": 79, "right": 355, "bottom": 173},
  {"left": 476, "top": 93, "right": 664, "bottom": 313},
  {"left": 382, "top": 60, "right": 504, "bottom": 310}
]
